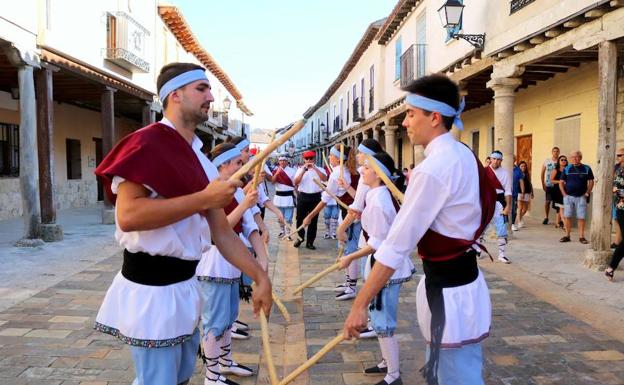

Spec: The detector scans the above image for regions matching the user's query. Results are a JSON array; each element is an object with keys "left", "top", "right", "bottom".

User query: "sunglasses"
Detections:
[
  {"left": 618, "top": 154, "right": 624, "bottom": 158},
  {"left": 560, "top": 159, "right": 568, "bottom": 162},
  {"left": 304, "top": 157, "right": 314, "bottom": 160}
]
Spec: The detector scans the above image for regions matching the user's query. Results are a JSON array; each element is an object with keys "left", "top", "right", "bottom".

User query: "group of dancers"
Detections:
[{"left": 93, "top": 61, "right": 501, "bottom": 385}]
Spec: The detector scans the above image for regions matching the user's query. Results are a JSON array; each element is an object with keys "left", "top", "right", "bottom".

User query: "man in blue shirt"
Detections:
[
  {"left": 559, "top": 150, "right": 594, "bottom": 244},
  {"left": 511, "top": 159, "right": 523, "bottom": 231}
]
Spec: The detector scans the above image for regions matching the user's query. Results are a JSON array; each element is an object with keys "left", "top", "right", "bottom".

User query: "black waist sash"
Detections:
[
  {"left": 496, "top": 192, "right": 506, "bottom": 209},
  {"left": 420, "top": 250, "right": 479, "bottom": 385},
  {"left": 275, "top": 190, "right": 294, "bottom": 197},
  {"left": 122, "top": 249, "right": 199, "bottom": 286}
]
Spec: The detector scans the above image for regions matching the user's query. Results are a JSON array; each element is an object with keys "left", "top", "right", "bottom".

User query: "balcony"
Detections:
[
  {"left": 353, "top": 98, "right": 365, "bottom": 122},
  {"left": 400, "top": 44, "right": 426, "bottom": 88},
  {"left": 369, "top": 88, "right": 374, "bottom": 113},
  {"left": 333, "top": 116, "right": 343, "bottom": 132},
  {"left": 510, "top": 0, "right": 536, "bottom": 14},
  {"left": 104, "top": 11, "right": 150, "bottom": 73},
  {"left": 211, "top": 110, "right": 229, "bottom": 129}
]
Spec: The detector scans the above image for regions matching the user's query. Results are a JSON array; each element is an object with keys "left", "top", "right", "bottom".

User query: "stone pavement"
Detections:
[{"left": 1, "top": 209, "right": 624, "bottom": 384}]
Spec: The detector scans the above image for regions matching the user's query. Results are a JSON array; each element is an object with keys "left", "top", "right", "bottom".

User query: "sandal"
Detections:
[
  {"left": 559, "top": 236, "right": 571, "bottom": 243},
  {"left": 605, "top": 269, "right": 614, "bottom": 282},
  {"left": 579, "top": 237, "right": 589, "bottom": 244}
]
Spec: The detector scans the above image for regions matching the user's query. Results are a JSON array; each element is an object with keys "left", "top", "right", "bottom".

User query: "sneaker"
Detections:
[
  {"left": 220, "top": 361, "right": 253, "bottom": 377},
  {"left": 305, "top": 244, "right": 316, "bottom": 250},
  {"left": 358, "top": 326, "right": 377, "bottom": 339},
  {"left": 233, "top": 320, "right": 249, "bottom": 332},
  {"left": 336, "top": 287, "right": 356, "bottom": 301},
  {"left": 293, "top": 239, "right": 303, "bottom": 248},
  {"left": 364, "top": 365, "right": 388, "bottom": 374},
  {"left": 331, "top": 234, "right": 337, "bottom": 240},
  {"left": 230, "top": 327, "right": 250, "bottom": 340},
  {"left": 511, "top": 224, "right": 519, "bottom": 231},
  {"left": 374, "top": 377, "right": 403, "bottom": 385},
  {"left": 323, "top": 233, "right": 331, "bottom": 239},
  {"left": 334, "top": 282, "right": 348, "bottom": 293},
  {"left": 542, "top": 218, "right": 549, "bottom": 225},
  {"left": 559, "top": 236, "right": 571, "bottom": 243},
  {"left": 498, "top": 255, "right": 511, "bottom": 264},
  {"left": 204, "top": 378, "right": 232, "bottom": 385},
  {"left": 518, "top": 220, "right": 524, "bottom": 229}
]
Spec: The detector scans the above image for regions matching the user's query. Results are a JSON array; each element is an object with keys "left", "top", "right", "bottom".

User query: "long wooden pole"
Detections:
[
  {"left": 284, "top": 223, "right": 305, "bottom": 241},
  {"left": 334, "top": 242, "right": 346, "bottom": 263},
  {"left": 364, "top": 154, "right": 404, "bottom": 204},
  {"left": 230, "top": 120, "right": 306, "bottom": 182},
  {"left": 322, "top": 152, "right": 331, "bottom": 171},
  {"left": 278, "top": 335, "right": 345, "bottom": 385},
  {"left": 292, "top": 262, "right": 340, "bottom": 295},
  {"left": 259, "top": 309, "right": 279, "bottom": 385},
  {"left": 312, "top": 179, "right": 349, "bottom": 210},
  {"left": 252, "top": 131, "right": 277, "bottom": 190}
]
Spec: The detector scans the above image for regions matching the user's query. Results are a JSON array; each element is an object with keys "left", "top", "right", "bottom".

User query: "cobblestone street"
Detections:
[{"left": 1, "top": 218, "right": 624, "bottom": 385}]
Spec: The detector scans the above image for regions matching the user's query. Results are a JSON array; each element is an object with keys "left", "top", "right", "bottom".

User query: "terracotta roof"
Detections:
[
  {"left": 158, "top": 5, "right": 253, "bottom": 116},
  {"left": 376, "top": 0, "right": 422, "bottom": 45},
  {"left": 303, "top": 18, "right": 386, "bottom": 119}
]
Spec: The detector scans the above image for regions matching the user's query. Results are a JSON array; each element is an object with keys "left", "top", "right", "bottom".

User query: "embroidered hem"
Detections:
[
  {"left": 94, "top": 322, "right": 194, "bottom": 348},
  {"left": 196, "top": 276, "right": 240, "bottom": 284},
  {"left": 375, "top": 330, "right": 396, "bottom": 338}
]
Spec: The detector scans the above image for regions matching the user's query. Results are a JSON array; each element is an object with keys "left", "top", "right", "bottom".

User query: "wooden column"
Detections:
[
  {"left": 35, "top": 64, "right": 63, "bottom": 241},
  {"left": 101, "top": 87, "right": 116, "bottom": 224},
  {"left": 585, "top": 41, "right": 618, "bottom": 270}
]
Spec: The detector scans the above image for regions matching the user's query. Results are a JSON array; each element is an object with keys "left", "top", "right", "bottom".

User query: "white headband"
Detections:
[
  {"left": 330, "top": 147, "right": 348, "bottom": 160},
  {"left": 213, "top": 147, "right": 241, "bottom": 168},
  {"left": 406, "top": 93, "right": 465, "bottom": 131},
  {"left": 357, "top": 143, "right": 375, "bottom": 156},
  {"left": 158, "top": 69, "right": 209, "bottom": 103},
  {"left": 235, "top": 139, "right": 250, "bottom": 152},
  {"left": 366, "top": 156, "right": 392, "bottom": 178}
]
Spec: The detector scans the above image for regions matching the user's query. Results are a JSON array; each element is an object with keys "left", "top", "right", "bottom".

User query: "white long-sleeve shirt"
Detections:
[
  {"left": 349, "top": 166, "right": 369, "bottom": 213},
  {"left": 321, "top": 165, "right": 350, "bottom": 205}
]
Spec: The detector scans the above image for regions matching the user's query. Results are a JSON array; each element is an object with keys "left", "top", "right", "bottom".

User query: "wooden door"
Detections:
[{"left": 516, "top": 134, "right": 532, "bottom": 173}]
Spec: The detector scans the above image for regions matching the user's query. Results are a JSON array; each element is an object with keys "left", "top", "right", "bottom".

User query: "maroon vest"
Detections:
[
  {"left": 95, "top": 123, "right": 209, "bottom": 205},
  {"left": 339, "top": 173, "right": 359, "bottom": 206},
  {"left": 416, "top": 154, "right": 501, "bottom": 262},
  {"left": 224, "top": 198, "right": 243, "bottom": 234}
]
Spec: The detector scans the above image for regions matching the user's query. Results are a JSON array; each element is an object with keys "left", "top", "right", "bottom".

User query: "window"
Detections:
[
  {"left": 395, "top": 36, "right": 402, "bottom": 80},
  {"left": 446, "top": 0, "right": 463, "bottom": 42},
  {"left": 554, "top": 115, "right": 581, "bottom": 158},
  {"left": 0, "top": 123, "right": 19, "bottom": 177},
  {"left": 369, "top": 65, "right": 375, "bottom": 112},
  {"left": 360, "top": 78, "right": 365, "bottom": 114},
  {"left": 66, "top": 138, "right": 82, "bottom": 180},
  {"left": 346, "top": 90, "right": 350, "bottom": 124},
  {"left": 471, "top": 131, "right": 480, "bottom": 156}
]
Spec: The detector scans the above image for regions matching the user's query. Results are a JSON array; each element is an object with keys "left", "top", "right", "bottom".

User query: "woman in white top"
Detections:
[
  {"left": 339, "top": 152, "right": 414, "bottom": 385},
  {"left": 196, "top": 143, "right": 269, "bottom": 385}
]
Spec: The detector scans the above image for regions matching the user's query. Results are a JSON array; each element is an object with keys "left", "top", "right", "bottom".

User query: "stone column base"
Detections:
[
  {"left": 14, "top": 238, "right": 44, "bottom": 247},
  {"left": 102, "top": 208, "right": 115, "bottom": 225},
  {"left": 40, "top": 223, "right": 63, "bottom": 242},
  {"left": 583, "top": 249, "right": 611, "bottom": 271}
]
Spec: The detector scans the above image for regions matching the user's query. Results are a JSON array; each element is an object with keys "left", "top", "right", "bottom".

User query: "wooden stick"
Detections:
[
  {"left": 278, "top": 335, "right": 345, "bottom": 385},
  {"left": 312, "top": 179, "right": 349, "bottom": 210},
  {"left": 364, "top": 154, "right": 405, "bottom": 204},
  {"left": 334, "top": 242, "right": 346, "bottom": 263},
  {"left": 259, "top": 309, "right": 279, "bottom": 385},
  {"left": 230, "top": 120, "right": 306, "bottom": 182},
  {"left": 322, "top": 152, "right": 331, "bottom": 171},
  {"left": 292, "top": 262, "right": 340, "bottom": 295},
  {"left": 252, "top": 131, "right": 277, "bottom": 189},
  {"left": 339, "top": 143, "right": 344, "bottom": 180},
  {"left": 272, "top": 292, "right": 291, "bottom": 323},
  {"left": 284, "top": 223, "right": 305, "bottom": 241}
]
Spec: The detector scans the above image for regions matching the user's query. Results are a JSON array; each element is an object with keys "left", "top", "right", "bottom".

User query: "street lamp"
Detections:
[
  {"left": 437, "top": 0, "right": 485, "bottom": 49},
  {"left": 223, "top": 95, "right": 232, "bottom": 112}
]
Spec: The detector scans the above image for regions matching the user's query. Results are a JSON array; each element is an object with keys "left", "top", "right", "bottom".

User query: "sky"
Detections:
[{"left": 174, "top": 0, "right": 396, "bottom": 131}]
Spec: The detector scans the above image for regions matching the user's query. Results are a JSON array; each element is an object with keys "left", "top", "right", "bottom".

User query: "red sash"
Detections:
[
  {"left": 95, "top": 123, "right": 208, "bottom": 205},
  {"left": 273, "top": 168, "right": 294, "bottom": 187},
  {"left": 339, "top": 173, "right": 359, "bottom": 206},
  {"left": 416, "top": 152, "right": 500, "bottom": 262},
  {"left": 224, "top": 198, "right": 243, "bottom": 234}
]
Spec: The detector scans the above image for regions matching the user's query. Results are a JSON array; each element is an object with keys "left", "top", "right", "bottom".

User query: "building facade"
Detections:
[
  {"left": 294, "top": 0, "right": 624, "bottom": 268},
  {"left": 0, "top": 1, "right": 253, "bottom": 242}
]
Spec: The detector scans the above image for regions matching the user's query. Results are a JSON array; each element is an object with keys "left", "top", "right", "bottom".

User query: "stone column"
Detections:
[
  {"left": 486, "top": 77, "right": 522, "bottom": 178},
  {"left": 372, "top": 126, "right": 380, "bottom": 141},
  {"left": 35, "top": 64, "right": 62, "bottom": 242},
  {"left": 585, "top": 41, "right": 618, "bottom": 271},
  {"left": 16, "top": 64, "right": 43, "bottom": 246},
  {"left": 101, "top": 87, "right": 117, "bottom": 224},
  {"left": 363, "top": 131, "right": 369, "bottom": 140},
  {"left": 413, "top": 145, "right": 425, "bottom": 166},
  {"left": 384, "top": 125, "right": 398, "bottom": 161}
]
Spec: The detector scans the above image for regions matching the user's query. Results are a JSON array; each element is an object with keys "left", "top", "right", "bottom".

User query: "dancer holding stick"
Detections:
[
  {"left": 293, "top": 151, "right": 327, "bottom": 249},
  {"left": 343, "top": 75, "right": 499, "bottom": 385},
  {"left": 270, "top": 155, "right": 297, "bottom": 239}
]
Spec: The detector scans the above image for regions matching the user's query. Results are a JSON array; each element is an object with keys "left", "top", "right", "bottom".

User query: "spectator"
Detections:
[
  {"left": 484, "top": 156, "right": 491, "bottom": 167},
  {"left": 516, "top": 161, "right": 533, "bottom": 228},
  {"left": 402, "top": 167, "right": 409, "bottom": 191},
  {"left": 549, "top": 155, "right": 567, "bottom": 230},
  {"left": 605, "top": 148, "right": 624, "bottom": 281},
  {"left": 511, "top": 158, "right": 523, "bottom": 231},
  {"left": 559, "top": 150, "right": 594, "bottom": 244},
  {"left": 541, "top": 147, "right": 560, "bottom": 225}
]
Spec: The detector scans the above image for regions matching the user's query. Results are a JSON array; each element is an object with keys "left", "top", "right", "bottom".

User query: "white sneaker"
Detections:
[
  {"left": 204, "top": 375, "right": 237, "bottom": 385},
  {"left": 336, "top": 287, "right": 356, "bottom": 301},
  {"left": 220, "top": 361, "right": 254, "bottom": 377},
  {"left": 518, "top": 220, "right": 524, "bottom": 229},
  {"left": 233, "top": 320, "right": 249, "bottom": 332},
  {"left": 498, "top": 255, "right": 511, "bottom": 264},
  {"left": 323, "top": 233, "right": 331, "bottom": 239},
  {"left": 511, "top": 224, "right": 519, "bottom": 231},
  {"left": 230, "top": 326, "right": 250, "bottom": 340},
  {"left": 334, "top": 282, "right": 349, "bottom": 293},
  {"left": 358, "top": 326, "right": 377, "bottom": 339}
]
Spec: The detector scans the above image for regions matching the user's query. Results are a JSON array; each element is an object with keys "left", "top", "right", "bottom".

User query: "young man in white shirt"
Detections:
[{"left": 541, "top": 146, "right": 560, "bottom": 225}]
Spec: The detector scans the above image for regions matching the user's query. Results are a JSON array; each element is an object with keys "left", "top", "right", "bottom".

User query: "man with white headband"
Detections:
[
  {"left": 94, "top": 62, "right": 272, "bottom": 385},
  {"left": 270, "top": 155, "right": 297, "bottom": 238},
  {"left": 343, "top": 74, "right": 499, "bottom": 385}
]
